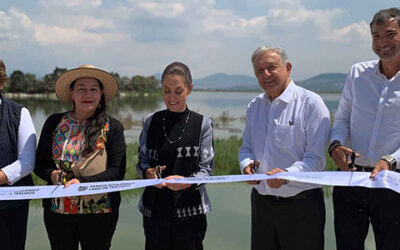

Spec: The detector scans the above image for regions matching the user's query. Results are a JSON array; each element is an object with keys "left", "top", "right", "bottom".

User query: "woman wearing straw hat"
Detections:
[
  {"left": 34, "top": 65, "right": 126, "bottom": 250},
  {"left": 137, "top": 62, "right": 214, "bottom": 250},
  {"left": 0, "top": 60, "right": 36, "bottom": 250}
]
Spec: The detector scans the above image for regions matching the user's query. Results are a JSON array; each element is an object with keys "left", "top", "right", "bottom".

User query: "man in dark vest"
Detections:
[{"left": 0, "top": 59, "right": 36, "bottom": 250}]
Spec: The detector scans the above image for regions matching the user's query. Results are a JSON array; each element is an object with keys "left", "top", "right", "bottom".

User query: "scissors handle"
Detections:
[
  {"left": 155, "top": 165, "right": 163, "bottom": 179},
  {"left": 250, "top": 161, "right": 259, "bottom": 174},
  {"left": 348, "top": 151, "right": 356, "bottom": 170}
]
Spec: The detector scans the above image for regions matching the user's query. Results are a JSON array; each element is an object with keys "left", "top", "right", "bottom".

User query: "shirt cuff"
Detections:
[
  {"left": 285, "top": 165, "right": 303, "bottom": 172},
  {"left": 286, "top": 161, "right": 304, "bottom": 172},
  {"left": 1, "top": 162, "right": 21, "bottom": 185},
  {"left": 240, "top": 158, "right": 253, "bottom": 173},
  {"left": 330, "top": 135, "right": 344, "bottom": 144}
]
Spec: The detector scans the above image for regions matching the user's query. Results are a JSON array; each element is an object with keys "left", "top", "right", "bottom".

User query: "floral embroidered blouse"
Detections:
[{"left": 51, "top": 113, "right": 111, "bottom": 214}]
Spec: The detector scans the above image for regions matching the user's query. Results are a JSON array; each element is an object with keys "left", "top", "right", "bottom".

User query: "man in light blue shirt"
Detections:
[
  {"left": 329, "top": 8, "right": 400, "bottom": 250},
  {"left": 239, "top": 46, "right": 330, "bottom": 250}
]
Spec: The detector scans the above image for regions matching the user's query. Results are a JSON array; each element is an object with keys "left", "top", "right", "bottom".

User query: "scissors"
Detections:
[
  {"left": 154, "top": 165, "right": 163, "bottom": 179},
  {"left": 250, "top": 161, "right": 261, "bottom": 184},
  {"left": 349, "top": 151, "right": 356, "bottom": 171},
  {"left": 250, "top": 161, "right": 260, "bottom": 174}
]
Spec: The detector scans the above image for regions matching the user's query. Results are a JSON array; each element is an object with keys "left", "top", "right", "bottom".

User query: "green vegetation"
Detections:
[
  {"left": 213, "top": 137, "right": 242, "bottom": 175},
  {"left": 32, "top": 137, "right": 336, "bottom": 185},
  {"left": 4, "top": 67, "right": 160, "bottom": 94}
]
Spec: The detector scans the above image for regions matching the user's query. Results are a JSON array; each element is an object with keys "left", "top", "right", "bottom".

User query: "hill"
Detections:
[
  {"left": 297, "top": 73, "right": 346, "bottom": 92},
  {"left": 153, "top": 72, "right": 346, "bottom": 92},
  {"left": 195, "top": 73, "right": 258, "bottom": 90}
]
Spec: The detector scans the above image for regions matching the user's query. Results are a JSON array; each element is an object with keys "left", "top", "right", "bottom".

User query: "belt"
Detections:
[{"left": 263, "top": 188, "right": 321, "bottom": 201}]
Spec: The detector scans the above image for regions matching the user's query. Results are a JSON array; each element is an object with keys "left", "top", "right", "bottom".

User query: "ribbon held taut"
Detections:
[{"left": 0, "top": 170, "right": 398, "bottom": 200}]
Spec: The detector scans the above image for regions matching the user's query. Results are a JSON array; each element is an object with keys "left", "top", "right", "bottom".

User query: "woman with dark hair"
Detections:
[
  {"left": 34, "top": 65, "right": 126, "bottom": 250},
  {"left": 0, "top": 60, "right": 36, "bottom": 250},
  {"left": 137, "top": 62, "right": 214, "bottom": 250}
]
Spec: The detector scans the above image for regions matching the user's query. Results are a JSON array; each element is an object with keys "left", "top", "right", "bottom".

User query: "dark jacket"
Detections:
[{"left": 0, "top": 96, "right": 33, "bottom": 209}]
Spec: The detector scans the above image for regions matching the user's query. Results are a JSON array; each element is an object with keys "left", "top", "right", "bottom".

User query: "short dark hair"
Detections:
[
  {"left": 161, "top": 62, "right": 192, "bottom": 88},
  {"left": 370, "top": 8, "right": 400, "bottom": 28}
]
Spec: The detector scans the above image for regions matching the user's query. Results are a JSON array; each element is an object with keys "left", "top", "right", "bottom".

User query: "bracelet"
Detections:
[{"left": 328, "top": 140, "right": 342, "bottom": 157}]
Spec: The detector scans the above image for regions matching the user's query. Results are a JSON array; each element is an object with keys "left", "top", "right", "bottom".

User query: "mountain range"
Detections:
[{"left": 154, "top": 72, "right": 347, "bottom": 92}]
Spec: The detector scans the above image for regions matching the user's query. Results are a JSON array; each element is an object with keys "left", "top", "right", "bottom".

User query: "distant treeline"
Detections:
[{"left": 3, "top": 67, "right": 160, "bottom": 93}]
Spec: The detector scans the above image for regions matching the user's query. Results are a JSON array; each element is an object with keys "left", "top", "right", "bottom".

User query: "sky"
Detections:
[{"left": 0, "top": 0, "right": 398, "bottom": 81}]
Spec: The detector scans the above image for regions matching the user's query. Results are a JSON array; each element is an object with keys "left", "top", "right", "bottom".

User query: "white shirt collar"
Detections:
[
  {"left": 277, "top": 80, "right": 295, "bottom": 103},
  {"left": 374, "top": 60, "right": 400, "bottom": 79},
  {"left": 262, "top": 80, "right": 296, "bottom": 104},
  {"left": 373, "top": 60, "right": 381, "bottom": 76}
]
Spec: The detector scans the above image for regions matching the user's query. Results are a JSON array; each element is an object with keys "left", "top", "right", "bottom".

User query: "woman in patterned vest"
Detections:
[
  {"left": 137, "top": 62, "right": 214, "bottom": 250},
  {"left": 34, "top": 65, "right": 126, "bottom": 250}
]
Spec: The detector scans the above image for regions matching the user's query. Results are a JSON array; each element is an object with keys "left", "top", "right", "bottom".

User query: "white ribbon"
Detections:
[{"left": 0, "top": 170, "right": 399, "bottom": 200}]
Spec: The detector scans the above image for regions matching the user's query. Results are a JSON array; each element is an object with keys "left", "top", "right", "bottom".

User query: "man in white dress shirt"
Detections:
[
  {"left": 239, "top": 46, "right": 330, "bottom": 250},
  {"left": 330, "top": 8, "right": 400, "bottom": 250}
]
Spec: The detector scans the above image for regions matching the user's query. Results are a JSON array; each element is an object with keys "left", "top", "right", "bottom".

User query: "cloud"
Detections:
[
  {"left": 319, "top": 21, "right": 370, "bottom": 43},
  {"left": 138, "top": 2, "right": 184, "bottom": 17},
  {"left": 0, "top": 0, "right": 383, "bottom": 81},
  {"left": 201, "top": 9, "right": 267, "bottom": 36},
  {"left": 39, "top": 0, "right": 102, "bottom": 8},
  {"left": 55, "top": 15, "right": 117, "bottom": 34},
  {"left": 28, "top": 12, "right": 125, "bottom": 46},
  {"left": 260, "top": 0, "right": 302, "bottom": 9},
  {"left": 0, "top": 7, "right": 32, "bottom": 42},
  {"left": 265, "top": 7, "right": 372, "bottom": 45},
  {"left": 268, "top": 8, "right": 344, "bottom": 29},
  {"left": 33, "top": 23, "right": 126, "bottom": 46}
]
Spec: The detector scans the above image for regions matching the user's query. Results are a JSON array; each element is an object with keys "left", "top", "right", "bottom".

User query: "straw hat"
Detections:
[{"left": 55, "top": 65, "right": 118, "bottom": 104}]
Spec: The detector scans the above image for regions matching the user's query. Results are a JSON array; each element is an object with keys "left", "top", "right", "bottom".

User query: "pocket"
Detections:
[{"left": 273, "top": 124, "right": 294, "bottom": 149}]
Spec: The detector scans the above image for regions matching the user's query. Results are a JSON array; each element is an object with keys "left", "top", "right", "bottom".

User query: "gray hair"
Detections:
[
  {"left": 251, "top": 46, "right": 289, "bottom": 72},
  {"left": 370, "top": 8, "right": 400, "bottom": 28},
  {"left": 161, "top": 62, "right": 192, "bottom": 88}
]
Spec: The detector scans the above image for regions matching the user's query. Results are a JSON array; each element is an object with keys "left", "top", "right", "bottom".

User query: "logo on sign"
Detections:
[{"left": 78, "top": 186, "right": 88, "bottom": 192}]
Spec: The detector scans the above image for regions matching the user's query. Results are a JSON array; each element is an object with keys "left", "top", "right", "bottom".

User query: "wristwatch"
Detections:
[{"left": 381, "top": 155, "right": 397, "bottom": 171}]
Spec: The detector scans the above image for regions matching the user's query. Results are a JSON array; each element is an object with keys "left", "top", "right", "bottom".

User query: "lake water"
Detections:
[
  {"left": 12, "top": 91, "right": 342, "bottom": 142},
  {"left": 11, "top": 91, "right": 376, "bottom": 249}
]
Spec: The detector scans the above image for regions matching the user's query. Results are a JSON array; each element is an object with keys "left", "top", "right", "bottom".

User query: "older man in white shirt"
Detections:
[
  {"left": 329, "top": 8, "right": 400, "bottom": 250},
  {"left": 239, "top": 46, "right": 330, "bottom": 250}
]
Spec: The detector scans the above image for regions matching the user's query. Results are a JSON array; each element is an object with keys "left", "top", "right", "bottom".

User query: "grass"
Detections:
[{"left": 213, "top": 136, "right": 242, "bottom": 175}]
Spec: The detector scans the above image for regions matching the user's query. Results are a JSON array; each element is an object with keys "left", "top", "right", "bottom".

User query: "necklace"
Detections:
[{"left": 162, "top": 110, "right": 190, "bottom": 144}]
